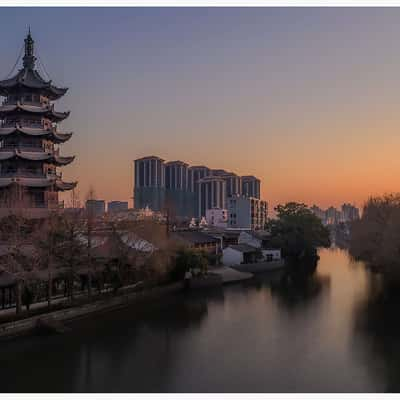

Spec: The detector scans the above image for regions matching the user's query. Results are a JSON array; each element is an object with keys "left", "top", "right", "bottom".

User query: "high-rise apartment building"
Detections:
[
  {"left": 133, "top": 156, "right": 266, "bottom": 224},
  {"left": 242, "top": 176, "right": 261, "bottom": 199},
  {"left": 198, "top": 176, "right": 227, "bottom": 219},
  {"left": 134, "top": 156, "right": 165, "bottom": 211},
  {"left": 220, "top": 172, "right": 242, "bottom": 198}
]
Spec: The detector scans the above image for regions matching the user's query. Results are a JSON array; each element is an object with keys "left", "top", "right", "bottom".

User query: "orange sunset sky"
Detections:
[{"left": 1, "top": 8, "right": 399, "bottom": 211}]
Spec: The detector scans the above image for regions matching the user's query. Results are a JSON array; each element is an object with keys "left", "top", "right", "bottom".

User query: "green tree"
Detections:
[
  {"left": 267, "top": 202, "right": 331, "bottom": 261},
  {"left": 171, "top": 248, "right": 208, "bottom": 281}
]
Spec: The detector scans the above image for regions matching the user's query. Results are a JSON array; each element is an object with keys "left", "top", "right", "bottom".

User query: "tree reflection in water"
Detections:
[
  {"left": 269, "top": 257, "right": 331, "bottom": 311},
  {"left": 143, "top": 289, "right": 223, "bottom": 332},
  {"left": 353, "top": 274, "right": 400, "bottom": 392}
]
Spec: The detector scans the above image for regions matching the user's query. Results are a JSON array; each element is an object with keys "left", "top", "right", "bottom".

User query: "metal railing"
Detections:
[{"left": 0, "top": 171, "right": 46, "bottom": 178}]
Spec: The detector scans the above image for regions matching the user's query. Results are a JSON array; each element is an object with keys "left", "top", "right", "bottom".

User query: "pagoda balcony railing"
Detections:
[
  {"left": 0, "top": 171, "right": 46, "bottom": 178},
  {"left": 1, "top": 121, "right": 44, "bottom": 129},
  {"left": 0, "top": 171, "right": 62, "bottom": 179},
  {"left": 2, "top": 99, "right": 42, "bottom": 107}
]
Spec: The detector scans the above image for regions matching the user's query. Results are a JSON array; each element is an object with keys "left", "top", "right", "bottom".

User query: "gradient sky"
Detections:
[{"left": 0, "top": 7, "right": 399, "bottom": 210}]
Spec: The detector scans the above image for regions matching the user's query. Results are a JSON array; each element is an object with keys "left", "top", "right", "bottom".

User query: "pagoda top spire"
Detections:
[{"left": 23, "top": 28, "right": 36, "bottom": 69}]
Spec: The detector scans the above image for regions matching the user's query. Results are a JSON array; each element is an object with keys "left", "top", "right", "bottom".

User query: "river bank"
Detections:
[
  {"left": 0, "top": 263, "right": 259, "bottom": 340},
  {"left": 0, "top": 281, "right": 183, "bottom": 340},
  {"left": 2, "top": 249, "right": 391, "bottom": 392}
]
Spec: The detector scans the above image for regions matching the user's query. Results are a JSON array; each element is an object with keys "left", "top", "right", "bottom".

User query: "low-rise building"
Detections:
[
  {"left": 107, "top": 201, "right": 128, "bottom": 214},
  {"left": 262, "top": 249, "right": 281, "bottom": 261},
  {"left": 171, "top": 231, "right": 220, "bottom": 254},
  {"left": 222, "top": 244, "right": 261, "bottom": 265},
  {"left": 85, "top": 199, "right": 105, "bottom": 217},
  {"left": 222, "top": 244, "right": 281, "bottom": 266}
]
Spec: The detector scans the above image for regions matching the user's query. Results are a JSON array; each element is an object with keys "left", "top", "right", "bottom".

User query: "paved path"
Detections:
[
  {"left": 211, "top": 266, "right": 253, "bottom": 283},
  {"left": 0, "top": 283, "right": 141, "bottom": 319}
]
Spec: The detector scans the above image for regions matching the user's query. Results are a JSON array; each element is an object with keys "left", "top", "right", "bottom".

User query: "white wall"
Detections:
[
  {"left": 262, "top": 249, "right": 281, "bottom": 261},
  {"left": 222, "top": 247, "right": 244, "bottom": 266},
  {"left": 206, "top": 208, "right": 228, "bottom": 228}
]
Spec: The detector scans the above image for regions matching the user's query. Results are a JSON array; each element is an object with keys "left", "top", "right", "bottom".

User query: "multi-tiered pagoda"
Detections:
[{"left": 0, "top": 31, "right": 76, "bottom": 211}]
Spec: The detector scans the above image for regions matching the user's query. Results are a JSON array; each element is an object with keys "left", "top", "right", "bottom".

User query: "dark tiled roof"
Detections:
[
  {"left": 172, "top": 231, "right": 219, "bottom": 245},
  {"left": 247, "top": 230, "right": 271, "bottom": 240},
  {"left": 0, "top": 68, "right": 68, "bottom": 100},
  {"left": 228, "top": 244, "right": 259, "bottom": 253}
]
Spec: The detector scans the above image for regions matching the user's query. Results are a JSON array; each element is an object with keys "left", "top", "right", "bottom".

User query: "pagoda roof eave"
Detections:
[
  {"left": 0, "top": 68, "right": 68, "bottom": 100},
  {"left": 54, "top": 155, "right": 75, "bottom": 166},
  {"left": 0, "top": 150, "right": 75, "bottom": 165},
  {"left": 0, "top": 177, "right": 77, "bottom": 190},
  {"left": 0, "top": 126, "right": 73, "bottom": 143},
  {"left": 55, "top": 180, "right": 77, "bottom": 191},
  {"left": 0, "top": 103, "right": 70, "bottom": 121}
]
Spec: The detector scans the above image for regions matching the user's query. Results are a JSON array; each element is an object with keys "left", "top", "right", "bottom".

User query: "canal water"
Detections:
[{"left": 1, "top": 248, "right": 399, "bottom": 392}]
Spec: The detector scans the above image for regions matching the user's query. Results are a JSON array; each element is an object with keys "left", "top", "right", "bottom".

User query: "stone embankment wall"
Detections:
[
  {"left": 232, "top": 260, "right": 285, "bottom": 273},
  {"left": 0, "top": 282, "right": 183, "bottom": 340}
]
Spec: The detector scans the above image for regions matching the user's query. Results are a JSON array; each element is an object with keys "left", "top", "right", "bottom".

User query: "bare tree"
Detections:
[
  {"left": 350, "top": 193, "right": 400, "bottom": 284},
  {"left": 84, "top": 186, "right": 97, "bottom": 300},
  {"left": 0, "top": 214, "right": 33, "bottom": 314},
  {"left": 35, "top": 212, "right": 64, "bottom": 310},
  {"left": 57, "top": 211, "right": 85, "bottom": 302},
  {"left": 69, "top": 188, "right": 81, "bottom": 209}
]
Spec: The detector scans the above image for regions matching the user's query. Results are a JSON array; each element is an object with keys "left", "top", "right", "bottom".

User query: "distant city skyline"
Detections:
[{"left": 1, "top": 8, "right": 398, "bottom": 210}]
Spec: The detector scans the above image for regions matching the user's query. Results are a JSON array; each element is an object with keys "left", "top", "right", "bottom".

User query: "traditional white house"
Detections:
[
  {"left": 222, "top": 244, "right": 260, "bottom": 266},
  {"left": 222, "top": 244, "right": 281, "bottom": 266}
]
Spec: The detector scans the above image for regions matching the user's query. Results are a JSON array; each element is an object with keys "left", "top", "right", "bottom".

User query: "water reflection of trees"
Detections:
[
  {"left": 143, "top": 291, "right": 217, "bottom": 331},
  {"left": 269, "top": 258, "right": 331, "bottom": 311},
  {"left": 353, "top": 276, "right": 400, "bottom": 392},
  {"left": 0, "top": 292, "right": 216, "bottom": 392}
]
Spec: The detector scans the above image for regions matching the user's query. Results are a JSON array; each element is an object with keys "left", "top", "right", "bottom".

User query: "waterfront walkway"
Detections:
[
  {"left": 0, "top": 283, "right": 141, "bottom": 321},
  {"left": 0, "top": 281, "right": 183, "bottom": 339}
]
